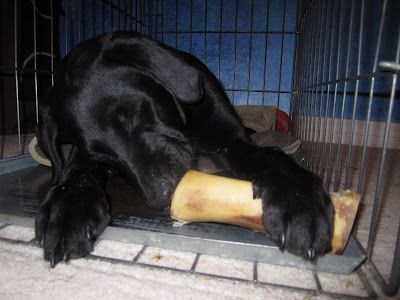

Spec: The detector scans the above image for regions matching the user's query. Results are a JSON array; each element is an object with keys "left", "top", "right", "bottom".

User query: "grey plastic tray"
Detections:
[{"left": 0, "top": 154, "right": 366, "bottom": 274}]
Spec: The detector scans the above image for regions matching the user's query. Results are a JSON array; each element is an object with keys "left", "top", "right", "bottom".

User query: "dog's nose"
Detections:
[
  {"left": 160, "top": 180, "right": 173, "bottom": 199},
  {"left": 143, "top": 179, "right": 175, "bottom": 211}
]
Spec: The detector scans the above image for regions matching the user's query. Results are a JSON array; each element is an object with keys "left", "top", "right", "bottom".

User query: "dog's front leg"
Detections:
[
  {"left": 35, "top": 148, "right": 110, "bottom": 267},
  {"left": 218, "top": 143, "right": 334, "bottom": 260}
]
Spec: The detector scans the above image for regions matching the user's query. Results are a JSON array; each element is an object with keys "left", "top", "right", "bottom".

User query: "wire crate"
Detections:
[{"left": 0, "top": 0, "right": 398, "bottom": 296}]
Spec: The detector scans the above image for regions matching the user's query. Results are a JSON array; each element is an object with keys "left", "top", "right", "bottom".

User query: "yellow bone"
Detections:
[{"left": 170, "top": 170, "right": 361, "bottom": 255}]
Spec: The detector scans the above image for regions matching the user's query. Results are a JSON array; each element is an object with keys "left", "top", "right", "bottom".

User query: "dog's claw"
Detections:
[
  {"left": 308, "top": 248, "right": 316, "bottom": 260},
  {"left": 279, "top": 233, "right": 286, "bottom": 251},
  {"left": 50, "top": 257, "right": 56, "bottom": 268},
  {"left": 86, "top": 226, "right": 91, "bottom": 240}
]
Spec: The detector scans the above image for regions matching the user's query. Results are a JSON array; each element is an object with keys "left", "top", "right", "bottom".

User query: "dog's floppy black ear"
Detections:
[{"left": 103, "top": 33, "right": 203, "bottom": 104}]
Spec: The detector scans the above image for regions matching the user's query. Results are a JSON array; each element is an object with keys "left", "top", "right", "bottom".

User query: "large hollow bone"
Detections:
[{"left": 170, "top": 170, "right": 361, "bottom": 255}]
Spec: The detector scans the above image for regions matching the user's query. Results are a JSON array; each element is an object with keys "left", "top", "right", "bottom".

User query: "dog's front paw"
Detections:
[
  {"left": 35, "top": 184, "right": 110, "bottom": 267},
  {"left": 253, "top": 165, "right": 334, "bottom": 260}
]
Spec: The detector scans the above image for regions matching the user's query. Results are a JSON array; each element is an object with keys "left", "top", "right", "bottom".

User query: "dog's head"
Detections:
[{"left": 80, "top": 32, "right": 203, "bottom": 210}]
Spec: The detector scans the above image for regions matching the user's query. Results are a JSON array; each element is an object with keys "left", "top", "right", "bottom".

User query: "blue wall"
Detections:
[{"left": 59, "top": 0, "right": 399, "bottom": 122}]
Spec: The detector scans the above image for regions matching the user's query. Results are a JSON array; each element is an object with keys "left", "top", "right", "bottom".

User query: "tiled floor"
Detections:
[{"left": 0, "top": 223, "right": 392, "bottom": 299}]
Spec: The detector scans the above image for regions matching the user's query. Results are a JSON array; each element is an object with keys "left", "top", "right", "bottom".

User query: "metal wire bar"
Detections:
[
  {"left": 142, "top": 0, "right": 145, "bottom": 34},
  {"left": 50, "top": 0, "right": 54, "bottom": 86},
  {"left": 386, "top": 215, "right": 400, "bottom": 295},
  {"left": 146, "top": 0, "right": 149, "bottom": 36},
  {"left": 134, "top": 0, "right": 138, "bottom": 31},
  {"left": 148, "top": 0, "right": 152, "bottom": 37},
  {"left": 224, "top": 88, "right": 293, "bottom": 94},
  {"left": 124, "top": 0, "right": 127, "bottom": 30},
  {"left": 297, "top": 27, "right": 307, "bottom": 145},
  {"left": 365, "top": 29, "right": 400, "bottom": 296},
  {"left": 95, "top": 0, "right": 99, "bottom": 35},
  {"left": 14, "top": 0, "right": 21, "bottom": 155},
  {"left": 288, "top": 0, "right": 300, "bottom": 126},
  {"left": 307, "top": 0, "right": 323, "bottom": 172},
  {"left": 261, "top": 0, "right": 270, "bottom": 105},
  {"left": 311, "top": 0, "right": 325, "bottom": 172},
  {"left": 101, "top": 0, "right": 105, "bottom": 32},
  {"left": 231, "top": 0, "right": 239, "bottom": 104},
  {"left": 299, "top": 7, "right": 310, "bottom": 144},
  {"left": 295, "top": 6, "right": 307, "bottom": 147},
  {"left": 190, "top": 0, "right": 193, "bottom": 53},
  {"left": 135, "top": 0, "right": 138, "bottom": 32},
  {"left": 100, "top": 0, "right": 104, "bottom": 34},
  {"left": 303, "top": 4, "right": 315, "bottom": 154},
  {"left": 152, "top": 29, "right": 297, "bottom": 34},
  {"left": 175, "top": 0, "right": 178, "bottom": 48},
  {"left": 161, "top": 0, "right": 164, "bottom": 41},
  {"left": 304, "top": 1, "right": 319, "bottom": 168},
  {"left": 333, "top": 0, "right": 355, "bottom": 192},
  {"left": 204, "top": 0, "right": 208, "bottom": 65},
  {"left": 344, "top": 0, "right": 364, "bottom": 191},
  {"left": 302, "top": 2, "right": 317, "bottom": 168},
  {"left": 357, "top": 0, "right": 387, "bottom": 194},
  {"left": 366, "top": 10, "right": 398, "bottom": 260},
  {"left": 78, "top": 0, "right": 82, "bottom": 41},
  {"left": 276, "top": 0, "right": 287, "bottom": 109},
  {"left": 312, "top": 0, "right": 327, "bottom": 174},
  {"left": 89, "top": 0, "right": 93, "bottom": 38},
  {"left": 217, "top": 0, "right": 223, "bottom": 80},
  {"left": 129, "top": 0, "right": 133, "bottom": 30},
  {"left": 292, "top": 70, "right": 396, "bottom": 92},
  {"left": 109, "top": 0, "right": 113, "bottom": 32},
  {"left": 33, "top": 0, "right": 39, "bottom": 124},
  {"left": 155, "top": 0, "right": 159, "bottom": 39},
  {"left": 65, "top": 0, "right": 68, "bottom": 54},
  {"left": 246, "top": 0, "right": 255, "bottom": 105},
  {"left": 319, "top": 0, "right": 336, "bottom": 182},
  {"left": 325, "top": 0, "right": 344, "bottom": 188},
  {"left": 292, "top": 34, "right": 301, "bottom": 136},
  {"left": 117, "top": 0, "right": 120, "bottom": 30},
  {"left": 28, "top": 0, "right": 51, "bottom": 19}
]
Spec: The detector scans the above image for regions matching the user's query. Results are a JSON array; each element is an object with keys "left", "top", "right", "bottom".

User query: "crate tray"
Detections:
[{"left": 0, "top": 155, "right": 366, "bottom": 274}]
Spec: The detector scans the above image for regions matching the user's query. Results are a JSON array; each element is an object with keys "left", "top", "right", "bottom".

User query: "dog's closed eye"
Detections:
[{"left": 116, "top": 109, "right": 139, "bottom": 136}]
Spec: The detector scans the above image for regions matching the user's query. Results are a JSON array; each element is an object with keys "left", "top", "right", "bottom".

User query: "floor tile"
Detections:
[
  {"left": 92, "top": 239, "right": 143, "bottom": 261},
  {"left": 0, "top": 225, "right": 35, "bottom": 242},
  {"left": 137, "top": 247, "right": 197, "bottom": 271},
  {"left": 317, "top": 271, "right": 369, "bottom": 297},
  {"left": 257, "top": 262, "right": 316, "bottom": 289},
  {"left": 195, "top": 254, "right": 254, "bottom": 280}
]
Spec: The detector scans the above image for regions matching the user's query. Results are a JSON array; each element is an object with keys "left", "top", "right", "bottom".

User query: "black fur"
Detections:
[{"left": 36, "top": 31, "right": 334, "bottom": 267}]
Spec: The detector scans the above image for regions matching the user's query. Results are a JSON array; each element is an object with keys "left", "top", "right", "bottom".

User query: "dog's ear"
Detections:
[
  {"left": 37, "top": 103, "right": 64, "bottom": 184},
  {"left": 103, "top": 34, "right": 203, "bottom": 104}
]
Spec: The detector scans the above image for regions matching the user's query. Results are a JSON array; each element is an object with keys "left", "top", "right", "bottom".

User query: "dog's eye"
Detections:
[{"left": 117, "top": 112, "right": 137, "bottom": 135}]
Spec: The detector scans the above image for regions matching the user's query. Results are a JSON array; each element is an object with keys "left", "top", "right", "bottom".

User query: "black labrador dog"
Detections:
[{"left": 36, "top": 31, "right": 333, "bottom": 267}]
